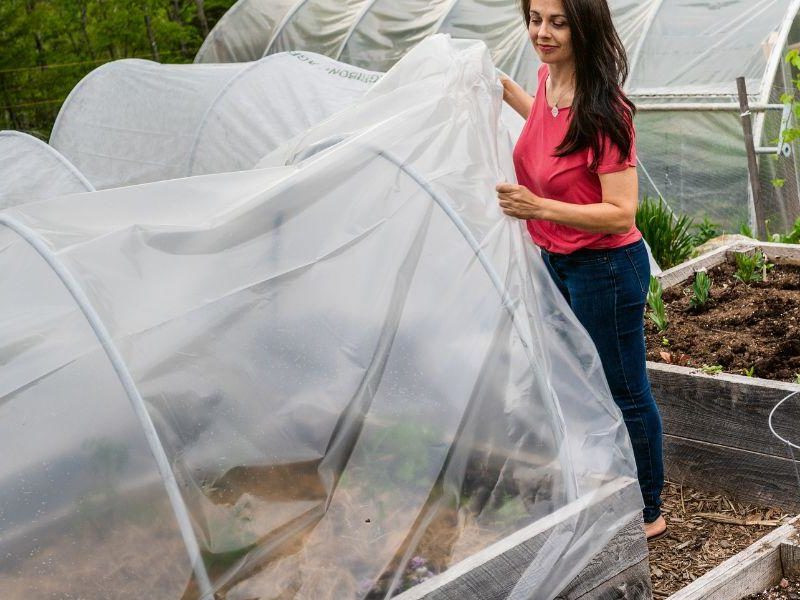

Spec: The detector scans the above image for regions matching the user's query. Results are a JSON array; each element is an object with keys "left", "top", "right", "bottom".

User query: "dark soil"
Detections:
[
  {"left": 745, "top": 578, "right": 800, "bottom": 599},
  {"left": 645, "top": 262, "right": 800, "bottom": 382},
  {"left": 650, "top": 481, "right": 794, "bottom": 598}
]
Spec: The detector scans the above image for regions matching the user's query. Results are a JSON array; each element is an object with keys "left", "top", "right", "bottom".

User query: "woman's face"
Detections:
[{"left": 529, "top": 0, "right": 574, "bottom": 67}]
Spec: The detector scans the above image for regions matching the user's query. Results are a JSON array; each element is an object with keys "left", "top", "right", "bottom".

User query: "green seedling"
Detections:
[
  {"left": 646, "top": 276, "right": 669, "bottom": 333},
  {"left": 794, "top": 373, "right": 800, "bottom": 385},
  {"left": 700, "top": 364, "right": 723, "bottom": 375},
  {"left": 689, "top": 269, "right": 711, "bottom": 309},
  {"left": 743, "top": 366, "right": 756, "bottom": 377},
  {"left": 734, "top": 250, "right": 773, "bottom": 284},
  {"left": 661, "top": 337, "right": 670, "bottom": 347}
]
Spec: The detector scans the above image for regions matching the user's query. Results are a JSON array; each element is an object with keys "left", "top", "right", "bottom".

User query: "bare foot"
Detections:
[{"left": 644, "top": 515, "right": 667, "bottom": 540}]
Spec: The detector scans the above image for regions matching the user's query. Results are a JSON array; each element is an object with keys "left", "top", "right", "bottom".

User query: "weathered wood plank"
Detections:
[
  {"left": 663, "top": 435, "right": 800, "bottom": 511},
  {"left": 657, "top": 240, "right": 800, "bottom": 290},
  {"left": 667, "top": 518, "right": 799, "bottom": 600},
  {"left": 396, "top": 479, "right": 648, "bottom": 600},
  {"left": 569, "top": 558, "right": 651, "bottom": 600},
  {"left": 781, "top": 540, "right": 800, "bottom": 578},
  {"left": 558, "top": 516, "right": 649, "bottom": 599},
  {"left": 648, "top": 362, "right": 800, "bottom": 457},
  {"left": 658, "top": 244, "right": 741, "bottom": 290}
]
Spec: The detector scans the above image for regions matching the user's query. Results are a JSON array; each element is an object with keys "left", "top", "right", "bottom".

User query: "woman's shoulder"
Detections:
[{"left": 537, "top": 63, "right": 549, "bottom": 81}]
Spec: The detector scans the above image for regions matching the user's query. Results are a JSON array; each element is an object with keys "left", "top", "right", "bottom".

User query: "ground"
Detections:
[
  {"left": 650, "top": 481, "right": 794, "bottom": 598},
  {"left": 646, "top": 261, "right": 800, "bottom": 382}
]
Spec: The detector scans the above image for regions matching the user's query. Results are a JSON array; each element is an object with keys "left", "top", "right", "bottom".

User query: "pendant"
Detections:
[{"left": 551, "top": 105, "right": 559, "bottom": 118}]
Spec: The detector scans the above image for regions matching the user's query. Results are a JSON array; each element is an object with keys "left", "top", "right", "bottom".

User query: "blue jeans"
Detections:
[{"left": 541, "top": 238, "right": 664, "bottom": 523}]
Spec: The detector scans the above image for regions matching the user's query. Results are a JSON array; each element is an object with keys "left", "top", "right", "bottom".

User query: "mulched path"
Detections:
[
  {"left": 650, "top": 481, "right": 795, "bottom": 598},
  {"left": 645, "top": 261, "right": 800, "bottom": 382}
]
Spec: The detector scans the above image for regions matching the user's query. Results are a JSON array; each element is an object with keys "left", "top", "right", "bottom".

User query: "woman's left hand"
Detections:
[{"left": 496, "top": 183, "right": 549, "bottom": 220}]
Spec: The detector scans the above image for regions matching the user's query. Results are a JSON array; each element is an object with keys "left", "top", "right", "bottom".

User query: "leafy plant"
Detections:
[
  {"left": 691, "top": 218, "right": 722, "bottom": 247},
  {"left": 646, "top": 276, "right": 669, "bottom": 333},
  {"left": 636, "top": 196, "right": 696, "bottom": 269},
  {"left": 700, "top": 364, "right": 723, "bottom": 375},
  {"left": 734, "top": 250, "right": 773, "bottom": 284},
  {"left": 767, "top": 217, "right": 800, "bottom": 244},
  {"left": 743, "top": 366, "right": 756, "bottom": 377},
  {"left": 689, "top": 269, "right": 711, "bottom": 310},
  {"left": 794, "top": 373, "right": 800, "bottom": 384},
  {"left": 738, "top": 222, "right": 755, "bottom": 239},
  {"left": 661, "top": 337, "right": 670, "bottom": 347}
]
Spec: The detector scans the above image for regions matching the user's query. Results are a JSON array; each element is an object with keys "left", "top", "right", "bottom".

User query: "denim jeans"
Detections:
[{"left": 541, "top": 238, "right": 664, "bottom": 523}]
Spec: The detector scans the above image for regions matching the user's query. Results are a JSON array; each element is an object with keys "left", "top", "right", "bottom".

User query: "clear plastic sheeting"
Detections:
[
  {"left": 194, "top": 0, "right": 298, "bottom": 63},
  {"left": 49, "top": 52, "right": 379, "bottom": 189},
  {"left": 635, "top": 110, "right": 752, "bottom": 228},
  {"left": 266, "top": 0, "right": 371, "bottom": 58},
  {"left": 338, "top": 0, "right": 455, "bottom": 72},
  {"left": 438, "top": 0, "right": 536, "bottom": 92},
  {"left": 0, "top": 36, "right": 640, "bottom": 600},
  {"left": 0, "top": 131, "right": 94, "bottom": 209},
  {"left": 195, "top": 0, "right": 800, "bottom": 232},
  {"left": 627, "top": 0, "right": 790, "bottom": 96}
]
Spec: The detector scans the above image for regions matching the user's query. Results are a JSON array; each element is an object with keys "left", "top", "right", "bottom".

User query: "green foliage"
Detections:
[
  {"left": 767, "top": 218, "right": 800, "bottom": 244},
  {"left": 743, "top": 366, "right": 756, "bottom": 377},
  {"left": 0, "top": 0, "right": 236, "bottom": 138},
  {"left": 689, "top": 269, "right": 711, "bottom": 310},
  {"left": 700, "top": 364, "right": 723, "bottom": 375},
  {"left": 636, "top": 195, "right": 695, "bottom": 269},
  {"left": 734, "top": 250, "right": 773, "bottom": 284},
  {"left": 691, "top": 217, "right": 722, "bottom": 247},
  {"left": 738, "top": 222, "right": 755, "bottom": 239},
  {"left": 646, "top": 275, "right": 669, "bottom": 333}
]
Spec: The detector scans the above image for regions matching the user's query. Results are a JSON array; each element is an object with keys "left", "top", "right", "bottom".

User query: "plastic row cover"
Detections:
[
  {"left": 195, "top": 0, "right": 794, "bottom": 98},
  {"left": 50, "top": 52, "right": 380, "bottom": 189},
  {"left": 0, "top": 36, "right": 640, "bottom": 599},
  {"left": 0, "top": 131, "right": 94, "bottom": 209}
]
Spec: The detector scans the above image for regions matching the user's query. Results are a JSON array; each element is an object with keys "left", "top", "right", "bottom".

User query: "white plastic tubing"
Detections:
[{"left": 0, "top": 215, "right": 214, "bottom": 599}]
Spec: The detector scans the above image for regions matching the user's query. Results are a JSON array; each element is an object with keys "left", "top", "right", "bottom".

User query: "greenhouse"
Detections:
[
  {"left": 0, "top": 130, "right": 94, "bottom": 209},
  {"left": 50, "top": 51, "right": 380, "bottom": 189},
  {"left": 195, "top": 0, "right": 800, "bottom": 232},
  {"left": 0, "top": 37, "right": 643, "bottom": 600}
]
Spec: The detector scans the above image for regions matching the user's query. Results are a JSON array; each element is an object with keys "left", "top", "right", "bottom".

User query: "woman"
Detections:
[{"left": 496, "top": 0, "right": 666, "bottom": 539}]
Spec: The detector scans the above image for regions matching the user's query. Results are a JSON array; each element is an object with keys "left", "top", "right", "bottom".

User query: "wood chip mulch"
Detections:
[
  {"left": 649, "top": 481, "right": 796, "bottom": 598},
  {"left": 745, "top": 578, "right": 800, "bottom": 599}
]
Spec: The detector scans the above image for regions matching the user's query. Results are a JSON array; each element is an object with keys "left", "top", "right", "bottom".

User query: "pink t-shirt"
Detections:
[{"left": 512, "top": 64, "right": 641, "bottom": 254}]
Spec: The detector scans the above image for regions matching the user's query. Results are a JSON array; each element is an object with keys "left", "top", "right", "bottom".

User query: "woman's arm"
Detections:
[
  {"left": 501, "top": 77, "right": 534, "bottom": 120},
  {"left": 496, "top": 167, "right": 638, "bottom": 234}
]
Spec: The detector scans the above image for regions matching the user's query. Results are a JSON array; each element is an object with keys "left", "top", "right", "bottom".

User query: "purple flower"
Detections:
[{"left": 409, "top": 556, "right": 427, "bottom": 570}]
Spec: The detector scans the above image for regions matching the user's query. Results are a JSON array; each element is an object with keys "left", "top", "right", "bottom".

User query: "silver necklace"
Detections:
[{"left": 547, "top": 75, "right": 564, "bottom": 118}]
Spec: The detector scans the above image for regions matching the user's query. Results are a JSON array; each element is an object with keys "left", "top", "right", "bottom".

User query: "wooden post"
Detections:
[{"left": 737, "top": 76, "right": 768, "bottom": 239}]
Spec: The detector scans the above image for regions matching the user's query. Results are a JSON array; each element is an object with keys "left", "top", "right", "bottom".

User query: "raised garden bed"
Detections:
[
  {"left": 646, "top": 241, "right": 800, "bottom": 512},
  {"left": 650, "top": 481, "right": 794, "bottom": 597},
  {"left": 392, "top": 479, "right": 650, "bottom": 600},
  {"left": 664, "top": 515, "right": 800, "bottom": 600}
]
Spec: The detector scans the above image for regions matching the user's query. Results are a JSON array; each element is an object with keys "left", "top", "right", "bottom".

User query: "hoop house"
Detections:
[
  {"left": 0, "top": 37, "right": 641, "bottom": 600},
  {"left": 50, "top": 52, "right": 379, "bottom": 189},
  {"left": 0, "top": 131, "right": 94, "bottom": 209},
  {"left": 195, "top": 0, "right": 800, "bottom": 230}
]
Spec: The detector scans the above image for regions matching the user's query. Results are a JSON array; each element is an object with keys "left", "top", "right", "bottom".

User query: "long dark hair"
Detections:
[{"left": 520, "top": 0, "right": 636, "bottom": 170}]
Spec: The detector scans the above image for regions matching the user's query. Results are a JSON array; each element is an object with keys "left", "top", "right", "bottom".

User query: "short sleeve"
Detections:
[{"left": 587, "top": 127, "right": 637, "bottom": 174}]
